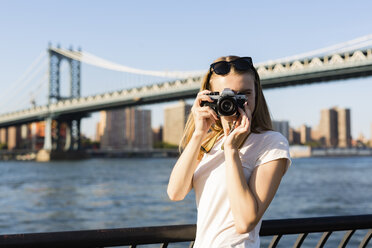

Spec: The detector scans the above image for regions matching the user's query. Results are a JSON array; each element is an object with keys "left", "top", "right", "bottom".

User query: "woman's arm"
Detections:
[
  {"left": 223, "top": 104, "right": 288, "bottom": 233},
  {"left": 167, "top": 131, "right": 205, "bottom": 201},
  {"left": 167, "top": 90, "right": 218, "bottom": 201},
  {"left": 224, "top": 149, "right": 287, "bottom": 234}
]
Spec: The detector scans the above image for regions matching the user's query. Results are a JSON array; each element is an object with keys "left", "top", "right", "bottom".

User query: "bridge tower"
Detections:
[{"left": 43, "top": 44, "right": 82, "bottom": 152}]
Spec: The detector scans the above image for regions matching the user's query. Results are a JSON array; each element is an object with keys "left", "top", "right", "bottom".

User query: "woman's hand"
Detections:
[
  {"left": 223, "top": 102, "right": 252, "bottom": 150},
  {"left": 192, "top": 90, "right": 219, "bottom": 135}
]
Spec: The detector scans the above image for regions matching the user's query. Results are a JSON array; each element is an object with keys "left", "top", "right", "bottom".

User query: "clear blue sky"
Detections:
[{"left": 1, "top": 0, "right": 372, "bottom": 140}]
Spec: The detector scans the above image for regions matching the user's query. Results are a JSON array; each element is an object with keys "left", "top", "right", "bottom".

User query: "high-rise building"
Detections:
[
  {"left": 318, "top": 108, "right": 338, "bottom": 147},
  {"left": 289, "top": 127, "right": 300, "bottom": 145},
  {"left": 318, "top": 107, "right": 351, "bottom": 147},
  {"left": 96, "top": 111, "right": 106, "bottom": 142},
  {"left": 0, "top": 128, "right": 8, "bottom": 145},
  {"left": 7, "top": 126, "right": 21, "bottom": 150},
  {"left": 164, "top": 100, "right": 192, "bottom": 146},
  {"left": 18, "top": 124, "right": 32, "bottom": 149},
  {"left": 126, "top": 107, "right": 152, "bottom": 149},
  {"left": 99, "top": 107, "right": 152, "bottom": 150},
  {"left": 300, "top": 124, "right": 311, "bottom": 144},
  {"left": 272, "top": 120, "right": 289, "bottom": 141},
  {"left": 337, "top": 108, "right": 351, "bottom": 148}
]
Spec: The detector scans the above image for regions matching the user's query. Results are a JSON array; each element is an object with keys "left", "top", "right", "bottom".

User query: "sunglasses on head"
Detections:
[{"left": 209, "top": 57, "right": 253, "bottom": 75}]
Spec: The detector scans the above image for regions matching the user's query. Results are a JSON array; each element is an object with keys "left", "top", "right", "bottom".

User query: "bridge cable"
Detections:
[
  {"left": 8, "top": 72, "right": 48, "bottom": 112},
  {"left": 0, "top": 51, "right": 46, "bottom": 100},
  {"left": 50, "top": 48, "right": 205, "bottom": 78},
  {"left": 0, "top": 57, "right": 47, "bottom": 111}
]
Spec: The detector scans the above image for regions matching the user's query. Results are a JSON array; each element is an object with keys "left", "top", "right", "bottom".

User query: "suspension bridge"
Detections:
[{"left": 0, "top": 35, "right": 372, "bottom": 159}]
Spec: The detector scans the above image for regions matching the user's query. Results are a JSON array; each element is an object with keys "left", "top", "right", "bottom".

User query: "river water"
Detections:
[{"left": 1, "top": 156, "right": 372, "bottom": 247}]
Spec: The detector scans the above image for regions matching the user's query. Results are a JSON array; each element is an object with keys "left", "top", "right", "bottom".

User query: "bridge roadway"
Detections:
[{"left": 1, "top": 48, "right": 372, "bottom": 127}]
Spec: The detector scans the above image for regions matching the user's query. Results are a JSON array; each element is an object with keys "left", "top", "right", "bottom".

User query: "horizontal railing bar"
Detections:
[
  {"left": 0, "top": 214, "right": 371, "bottom": 248},
  {"left": 260, "top": 214, "right": 372, "bottom": 236},
  {"left": 0, "top": 224, "right": 196, "bottom": 248}
]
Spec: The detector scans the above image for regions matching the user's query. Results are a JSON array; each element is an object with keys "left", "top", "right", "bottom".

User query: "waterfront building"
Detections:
[
  {"left": 311, "top": 127, "right": 321, "bottom": 141},
  {"left": 18, "top": 124, "right": 31, "bottom": 149},
  {"left": 272, "top": 120, "right": 289, "bottom": 141},
  {"left": 164, "top": 100, "right": 192, "bottom": 146},
  {"left": 152, "top": 126, "right": 163, "bottom": 146},
  {"left": 319, "top": 108, "right": 338, "bottom": 147},
  {"left": 354, "top": 133, "right": 368, "bottom": 147},
  {"left": 337, "top": 108, "right": 351, "bottom": 148},
  {"left": 7, "top": 126, "right": 21, "bottom": 150},
  {"left": 0, "top": 128, "right": 8, "bottom": 145},
  {"left": 289, "top": 128, "right": 300, "bottom": 145},
  {"left": 318, "top": 107, "right": 351, "bottom": 147},
  {"left": 300, "top": 124, "right": 312, "bottom": 144},
  {"left": 96, "top": 111, "right": 106, "bottom": 142},
  {"left": 99, "top": 108, "right": 152, "bottom": 150}
]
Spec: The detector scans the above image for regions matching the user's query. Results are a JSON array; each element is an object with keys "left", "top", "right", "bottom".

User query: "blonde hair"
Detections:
[{"left": 179, "top": 56, "right": 272, "bottom": 159}]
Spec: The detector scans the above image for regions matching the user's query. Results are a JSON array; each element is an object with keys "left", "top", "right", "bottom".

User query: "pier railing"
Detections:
[{"left": 0, "top": 214, "right": 371, "bottom": 247}]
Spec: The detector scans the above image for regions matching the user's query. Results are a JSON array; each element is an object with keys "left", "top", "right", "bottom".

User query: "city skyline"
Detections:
[{"left": 93, "top": 105, "right": 369, "bottom": 148}]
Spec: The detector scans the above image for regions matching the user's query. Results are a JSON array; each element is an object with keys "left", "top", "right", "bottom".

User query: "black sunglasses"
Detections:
[{"left": 209, "top": 57, "right": 253, "bottom": 75}]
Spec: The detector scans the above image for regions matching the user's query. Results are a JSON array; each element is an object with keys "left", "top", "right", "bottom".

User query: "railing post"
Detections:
[
  {"left": 359, "top": 229, "right": 372, "bottom": 248},
  {"left": 315, "top": 231, "right": 332, "bottom": 248},
  {"left": 338, "top": 230, "right": 355, "bottom": 248}
]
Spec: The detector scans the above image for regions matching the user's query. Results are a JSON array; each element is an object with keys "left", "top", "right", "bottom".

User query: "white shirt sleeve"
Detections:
[{"left": 254, "top": 131, "right": 292, "bottom": 172}]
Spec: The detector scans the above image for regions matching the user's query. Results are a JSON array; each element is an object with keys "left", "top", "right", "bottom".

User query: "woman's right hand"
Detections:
[{"left": 192, "top": 90, "right": 219, "bottom": 135}]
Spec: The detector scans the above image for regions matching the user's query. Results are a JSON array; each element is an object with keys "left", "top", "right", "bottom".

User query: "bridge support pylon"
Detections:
[{"left": 37, "top": 44, "right": 85, "bottom": 161}]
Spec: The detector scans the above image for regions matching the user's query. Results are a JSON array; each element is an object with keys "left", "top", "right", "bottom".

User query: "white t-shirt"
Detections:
[{"left": 192, "top": 131, "right": 291, "bottom": 248}]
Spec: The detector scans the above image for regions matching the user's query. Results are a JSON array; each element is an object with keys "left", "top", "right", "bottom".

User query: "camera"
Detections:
[{"left": 200, "top": 88, "right": 247, "bottom": 116}]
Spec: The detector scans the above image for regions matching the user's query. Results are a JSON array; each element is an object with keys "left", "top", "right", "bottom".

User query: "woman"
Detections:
[{"left": 167, "top": 56, "right": 291, "bottom": 247}]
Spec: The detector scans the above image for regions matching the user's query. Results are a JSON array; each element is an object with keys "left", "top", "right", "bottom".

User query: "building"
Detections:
[
  {"left": 318, "top": 108, "right": 338, "bottom": 147},
  {"left": 7, "top": 126, "right": 21, "bottom": 150},
  {"left": 164, "top": 100, "right": 192, "bottom": 146},
  {"left": 126, "top": 108, "right": 152, "bottom": 149},
  {"left": 152, "top": 126, "right": 163, "bottom": 146},
  {"left": 99, "top": 107, "right": 152, "bottom": 150},
  {"left": 96, "top": 111, "right": 106, "bottom": 142},
  {"left": 272, "top": 120, "right": 289, "bottom": 141},
  {"left": 337, "top": 108, "right": 351, "bottom": 148},
  {"left": 0, "top": 128, "right": 8, "bottom": 145},
  {"left": 300, "top": 124, "right": 311, "bottom": 144},
  {"left": 318, "top": 107, "right": 351, "bottom": 147},
  {"left": 289, "top": 127, "right": 300, "bottom": 145}
]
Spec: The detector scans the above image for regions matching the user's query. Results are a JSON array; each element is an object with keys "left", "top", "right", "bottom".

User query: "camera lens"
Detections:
[{"left": 219, "top": 98, "right": 237, "bottom": 116}]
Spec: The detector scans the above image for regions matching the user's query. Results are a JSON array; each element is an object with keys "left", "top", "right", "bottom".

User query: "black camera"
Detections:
[{"left": 200, "top": 88, "right": 247, "bottom": 116}]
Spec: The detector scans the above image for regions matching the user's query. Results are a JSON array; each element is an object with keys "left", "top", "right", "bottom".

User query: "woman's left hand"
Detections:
[{"left": 223, "top": 102, "right": 252, "bottom": 150}]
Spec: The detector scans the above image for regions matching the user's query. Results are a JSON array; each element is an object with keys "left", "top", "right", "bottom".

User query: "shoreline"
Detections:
[
  {"left": 0, "top": 149, "right": 181, "bottom": 161},
  {"left": 290, "top": 145, "right": 372, "bottom": 158},
  {"left": 2, "top": 147, "right": 372, "bottom": 161}
]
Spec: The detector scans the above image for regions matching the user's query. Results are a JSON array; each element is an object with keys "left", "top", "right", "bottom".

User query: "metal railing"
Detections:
[{"left": 0, "top": 214, "right": 371, "bottom": 248}]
